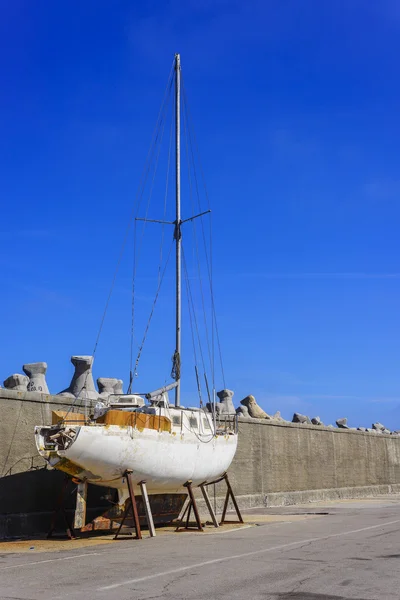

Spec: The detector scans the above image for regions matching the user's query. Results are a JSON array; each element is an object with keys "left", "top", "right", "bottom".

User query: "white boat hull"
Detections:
[{"left": 36, "top": 423, "right": 238, "bottom": 499}]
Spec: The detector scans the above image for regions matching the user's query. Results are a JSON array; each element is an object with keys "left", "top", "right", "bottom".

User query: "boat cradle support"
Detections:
[
  {"left": 114, "top": 471, "right": 157, "bottom": 540},
  {"left": 175, "top": 472, "right": 243, "bottom": 532},
  {"left": 47, "top": 475, "right": 77, "bottom": 540},
  {"left": 175, "top": 480, "right": 204, "bottom": 532},
  {"left": 49, "top": 471, "right": 156, "bottom": 540},
  {"left": 74, "top": 480, "right": 88, "bottom": 530}
]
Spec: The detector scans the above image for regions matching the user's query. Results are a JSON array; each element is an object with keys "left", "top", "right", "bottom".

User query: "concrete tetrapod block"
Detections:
[
  {"left": 114, "top": 379, "right": 124, "bottom": 395},
  {"left": 336, "top": 418, "right": 349, "bottom": 429},
  {"left": 292, "top": 413, "right": 311, "bottom": 424},
  {"left": 216, "top": 389, "right": 236, "bottom": 416},
  {"left": 23, "top": 362, "right": 49, "bottom": 394},
  {"left": 98, "top": 378, "right": 124, "bottom": 401},
  {"left": 3, "top": 374, "right": 29, "bottom": 391},
  {"left": 272, "top": 411, "right": 288, "bottom": 423},
  {"left": 372, "top": 422, "right": 385, "bottom": 432},
  {"left": 58, "top": 355, "right": 99, "bottom": 400},
  {"left": 236, "top": 405, "right": 249, "bottom": 417},
  {"left": 97, "top": 377, "right": 119, "bottom": 401},
  {"left": 240, "top": 395, "right": 271, "bottom": 419},
  {"left": 311, "top": 416, "right": 324, "bottom": 426}
]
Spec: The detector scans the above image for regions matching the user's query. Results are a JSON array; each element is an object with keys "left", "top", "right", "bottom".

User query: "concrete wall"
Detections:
[
  {"left": 225, "top": 418, "right": 400, "bottom": 507},
  {"left": 0, "top": 388, "right": 92, "bottom": 477},
  {"left": 0, "top": 389, "right": 102, "bottom": 537},
  {"left": 1, "top": 390, "right": 400, "bottom": 536}
]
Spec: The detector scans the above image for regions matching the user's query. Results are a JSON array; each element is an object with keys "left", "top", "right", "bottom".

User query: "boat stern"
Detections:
[{"left": 35, "top": 424, "right": 87, "bottom": 478}]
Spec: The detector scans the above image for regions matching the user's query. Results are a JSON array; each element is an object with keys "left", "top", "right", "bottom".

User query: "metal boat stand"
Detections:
[
  {"left": 200, "top": 472, "right": 243, "bottom": 527},
  {"left": 114, "top": 470, "right": 142, "bottom": 540},
  {"left": 217, "top": 472, "right": 244, "bottom": 525},
  {"left": 175, "top": 480, "right": 204, "bottom": 532},
  {"left": 47, "top": 475, "right": 77, "bottom": 539},
  {"left": 114, "top": 471, "right": 157, "bottom": 540},
  {"left": 139, "top": 480, "right": 156, "bottom": 537},
  {"left": 175, "top": 473, "right": 243, "bottom": 532}
]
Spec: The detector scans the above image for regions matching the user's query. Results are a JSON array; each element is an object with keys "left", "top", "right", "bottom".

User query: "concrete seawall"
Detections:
[
  {"left": 0, "top": 388, "right": 90, "bottom": 477},
  {"left": 1, "top": 389, "right": 400, "bottom": 536},
  {"left": 225, "top": 418, "right": 400, "bottom": 508},
  {"left": 222, "top": 419, "right": 400, "bottom": 506}
]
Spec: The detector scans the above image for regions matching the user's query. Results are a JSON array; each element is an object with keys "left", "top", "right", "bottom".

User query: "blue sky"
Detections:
[{"left": 1, "top": 1, "right": 400, "bottom": 429}]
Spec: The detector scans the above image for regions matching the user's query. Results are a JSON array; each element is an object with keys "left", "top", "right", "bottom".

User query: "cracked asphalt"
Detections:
[{"left": 1, "top": 496, "right": 400, "bottom": 600}]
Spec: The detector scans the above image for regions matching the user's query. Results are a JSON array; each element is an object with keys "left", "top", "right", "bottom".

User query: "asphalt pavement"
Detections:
[{"left": 1, "top": 496, "right": 400, "bottom": 600}]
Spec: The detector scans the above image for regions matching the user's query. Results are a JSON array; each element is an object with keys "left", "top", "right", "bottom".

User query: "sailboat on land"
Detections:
[{"left": 34, "top": 54, "right": 238, "bottom": 506}]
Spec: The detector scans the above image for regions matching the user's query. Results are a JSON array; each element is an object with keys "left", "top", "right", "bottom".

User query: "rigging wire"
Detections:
[
  {"left": 182, "top": 245, "right": 207, "bottom": 376},
  {"left": 182, "top": 78, "right": 220, "bottom": 384},
  {"left": 133, "top": 239, "right": 174, "bottom": 378},
  {"left": 181, "top": 91, "right": 213, "bottom": 378},
  {"left": 128, "top": 218, "right": 138, "bottom": 392},
  {"left": 129, "top": 78, "right": 173, "bottom": 389},
  {"left": 134, "top": 78, "right": 173, "bottom": 275},
  {"left": 182, "top": 75, "right": 226, "bottom": 388},
  {"left": 158, "top": 103, "right": 174, "bottom": 287},
  {"left": 182, "top": 246, "right": 202, "bottom": 404},
  {"left": 66, "top": 58, "right": 176, "bottom": 414},
  {"left": 95, "top": 60, "right": 174, "bottom": 362},
  {"left": 180, "top": 414, "right": 215, "bottom": 442},
  {"left": 128, "top": 89, "right": 172, "bottom": 393},
  {"left": 64, "top": 59, "right": 226, "bottom": 417}
]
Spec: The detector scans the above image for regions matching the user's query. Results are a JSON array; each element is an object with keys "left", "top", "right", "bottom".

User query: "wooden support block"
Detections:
[{"left": 74, "top": 480, "right": 88, "bottom": 529}]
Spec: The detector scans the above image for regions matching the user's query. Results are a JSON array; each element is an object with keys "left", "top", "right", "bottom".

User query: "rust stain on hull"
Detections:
[{"left": 56, "top": 457, "right": 86, "bottom": 477}]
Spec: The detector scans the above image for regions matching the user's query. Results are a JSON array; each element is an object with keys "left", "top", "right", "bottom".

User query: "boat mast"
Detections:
[{"left": 174, "top": 53, "right": 181, "bottom": 407}]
